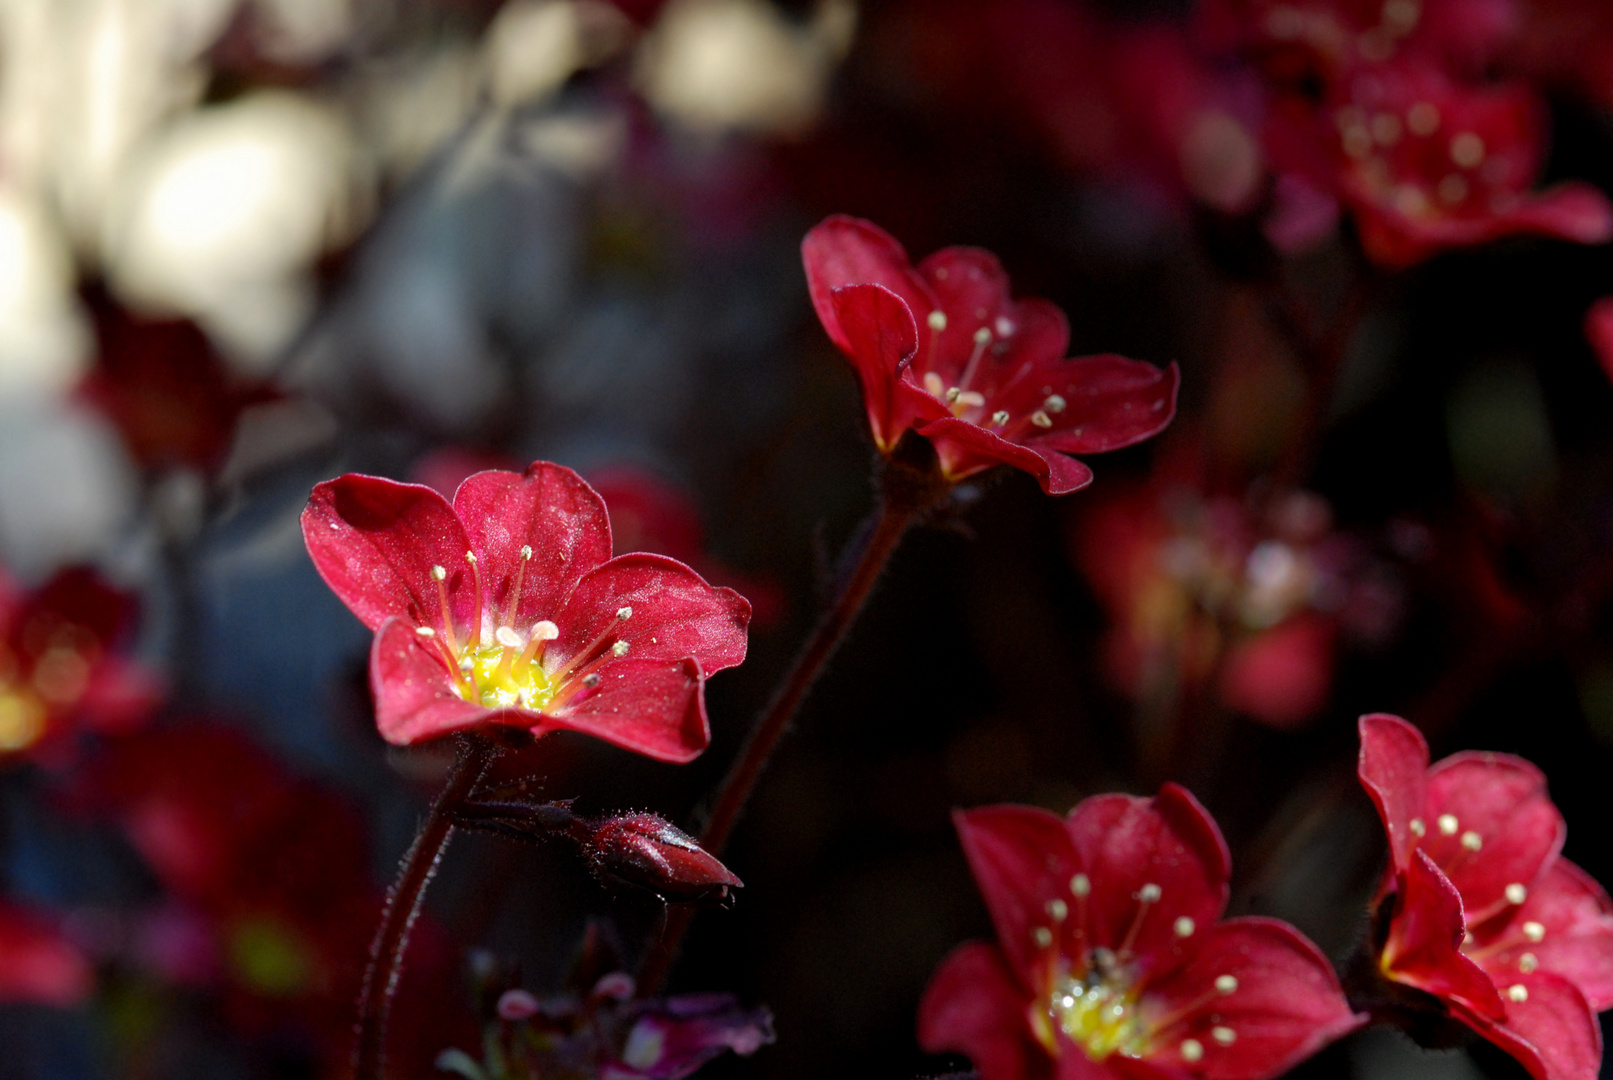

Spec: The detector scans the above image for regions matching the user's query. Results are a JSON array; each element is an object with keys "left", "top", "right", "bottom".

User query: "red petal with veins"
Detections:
[
  {"left": 1062, "top": 783, "right": 1231, "bottom": 984},
  {"left": 827, "top": 283, "right": 940, "bottom": 451},
  {"left": 954, "top": 804, "right": 1081, "bottom": 988},
  {"left": 1457, "top": 971, "right": 1603, "bottom": 1080},
  {"left": 1425, "top": 752, "right": 1565, "bottom": 923},
  {"left": 916, "top": 247, "right": 1040, "bottom": 387},
  {"left": 802, "top": 215, "right": 937, "bottom": 355},
  {"left": 541, "top": 656, "right": 710, "bottom": 764},
  {"left": 1024, "top": 357, "right": 1181, "bottom": 455},
  {"left": 370, "top": 617, "right": 516, "bottom": 745},
  {"left": 919, "top": 416, "right": 1096, "bottom": 494},
  {"left": 917, "top": 942, "right": 1050, "bottom": 1080},
  {"left": 552, "top": 553, "right": 750, "bottom": 675},
  {"left": 1140, "top": 917, "right": 1365, "bottom": 1080},
  {"left": 1472, "top": 859, "right": 1613, "bottom": 1011},
  {"left": 965, "top": 298, "right": 1073, "bottom": 402},
  {"left": 1357, "top": 713, "right": 1431, "bottom": 875},
  {"left": 302, "top": 475, "right": 475, "bottom": 633},
  {"left": 1383, "top": 850, "right": 1505, "bottom": 1019},
  {"left": 452, "top": 463, "right": 613, "bottom": 634}
]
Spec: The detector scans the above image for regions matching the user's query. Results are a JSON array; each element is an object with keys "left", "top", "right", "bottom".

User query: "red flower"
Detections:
[
  {"left": 301, "top": 462, "right": 750, "bottom": 762},
  {"left": 918, "top": 785, "right": 1363, "bottom": 1079},
  {"left": 0, "top": 566, "right": 162, "bottom": 766},
  {"left": 1584, "top": 298, "right": 1613, "bottom": 385},
  {"left": 1358, "top": 714, "right": 1613, "bottom": 1080},
  {"left": 801, "top": 216, "right": 1179, "bottom": 495},
  {"left": 1268, "top": 60, "right": 1613, "bottom": 267},
  {"left": 0, "top": 899, "right": 94, "bottom": 1007}
]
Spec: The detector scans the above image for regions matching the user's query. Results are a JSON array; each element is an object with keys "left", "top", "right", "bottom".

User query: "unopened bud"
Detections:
[{"left": 584, "top": 812, "right": 742, "bottom": 906}]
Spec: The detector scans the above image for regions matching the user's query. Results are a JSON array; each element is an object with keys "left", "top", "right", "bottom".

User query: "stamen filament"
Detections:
[
  {"left": 503, "top": 545, "right": 533, "bottom": 629},
  {"left": 430, "top": 566, "right": 459, "bottom": 655},
  {"left": 956, "top": 326, "right": 992, "bottom": 394},
  {"left": 465, "top": 552, "right": 485, "bottom": 646}
]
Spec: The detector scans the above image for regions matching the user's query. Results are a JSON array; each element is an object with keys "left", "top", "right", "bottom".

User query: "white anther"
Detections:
[
  {"left": 1437, "top": 814, "right": 1459, "bottom": 836},
  {"left": 945, "top": 386, "right": 962, "bottom": 404},
  {"left": 1409, "top": 817, "right": 1426, "bottom": 838},
  {"left": 1215, "top": 975, "right": 1238, "bottom": 995},
  {"left": 415, "top": 626, "right": 436, "bottom": 637},
  {"left": 459, "top": 657, "right": 474, "bottom": 672},
  {"left": 1450, "top": 132, "right": 1485, "bottom": 169},
  {"left": 1519, "top": 953, "right": 1539, "bottom": 973},
  {"left": 1138, "top": 883, "right": 1162, "bottom": 903},
  {"left": 995, "top": 317, "right": 1016, "bottom": 338},
  {"left": 1507, "top": 984, "right": 1528, "bottom": 1003},
  {"left": 1071, "top": 873, "right": 1092, "bottom": 898},
  {"left": 1046, "top": 899, "right": 1068, "bottom": 922},
  {"left": 465, "top": 551, "right": 477, "bottom": 564},
  {"left": 973, "top": 326, "right": 992, "bottom": 346},
  {"left": 1212, "top": 1026, "right": 1236, "bottom": 1046},
  {"left": 495, "top": 627, "right": 522, "bottom": 648},
  {"left": 431, "top": 565, "right": 447, "bottom": 581},
  {"left": 521, "top": 544, "right": 533, "bottom": 560},
  {"left": 1506, "top": 883, "right": 1529, "bottom": 905},
  {"left": 1461, "top": 831, "right": 1482, "bottom": 852},
  {"left": 1033, "top": 927, "right": 1053, "bottom": 948},
  {"left": 612, "top": 640, "right": 631, "bottom": 657},
  {"left": 1044, "top": 394, "right": 1066, "bottom": 413},
  {"left": 1032, "top": 411, "right": 1053, "bottom": 429},
  {"left": 1174, "top": 917, "right": 1196, "bottom": 938},
  {"left": 1523, "top": 921, "right": 1545, "bottom": 942},
  {"left": 583, "top": 673, "right": 602, "bottom": 688},
  {"left": 1180, "top": 1039, "right": 1204, "bottom": 1063},
  {"left": 925, "top": 373, "right": 946, "bottom": 397},
  {"left": 956, "top": 391, "right": 986, "bottom": 409},
  {"left": 1407, "top": 101, "right": 1440, "bottom": 136},
  {"left": 617, "top": 606, "right": 633, "bottom": 621},
  {"left": 927, "top": 311, "right": 948, "bottom": 332},
  {"left": 991, "top": 410, "right": 1011, "bottom": 426},
  {"left": 532, "top": 620, "right": 560, "bottom": 641}
]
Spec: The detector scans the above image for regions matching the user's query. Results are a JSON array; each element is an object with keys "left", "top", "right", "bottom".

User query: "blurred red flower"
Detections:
[
  {"left": 1358, "top": 714, "right": 1613, "bottom": 1080},
  {"left": 0, "top": 899, "right": 94, "bottom": 1007},
  {"left": 302, "top": 461, "right": 750, "bottom": 762},
  {"left": 1267, "top": 60, "right": 1613, "bottom": 266},
  {"left": 918, "top": 785, "right": 1362, "bottom": 1079},
  {"left": 0, "top": 566, "right": 162, "bottom": 766},
  {"left": 802, "top": 216, "right": 1179, "bottom": 494},
  {"left": 1583, "top": 298, "right": 1613, "bottom": 384}
]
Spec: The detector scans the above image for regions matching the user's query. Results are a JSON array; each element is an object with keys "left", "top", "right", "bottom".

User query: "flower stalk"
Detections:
[
  {"left": 639, "top": 442, "right": 952, "bottom": 993},
  {"left": 354, "top": 732, "right": 497, "bottom": 1080}
]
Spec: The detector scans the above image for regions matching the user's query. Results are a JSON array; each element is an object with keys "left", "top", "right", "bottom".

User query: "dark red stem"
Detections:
[
  {"left": 354, "top": 733, "right": 495, "bottom": 1080},
  {"left": 638, "top": 451, "right": 949, "bottom": 993}
]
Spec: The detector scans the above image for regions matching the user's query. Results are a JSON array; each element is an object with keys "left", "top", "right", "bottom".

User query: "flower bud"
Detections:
[{"left": 583, "top": 813, "right": 742, "bottom": 906}]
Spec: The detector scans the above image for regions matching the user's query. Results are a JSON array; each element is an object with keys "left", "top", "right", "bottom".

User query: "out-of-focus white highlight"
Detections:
[
  {"left": 0, "top": 184, "right": 89, "bottom": 400},
  {"left": 487, "top": 1, "right": 631, "bottom": 107},
  {"left": 636, "top": 0, "right": 855, "bottom": 136},
  {"left": 103, "top": 91, "right": 362, "bottom": 366}
]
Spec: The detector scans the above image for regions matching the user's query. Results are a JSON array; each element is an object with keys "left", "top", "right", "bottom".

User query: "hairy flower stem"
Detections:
[
  {"left": 639, "top": 445, "right": 951, "bottom": 993},
  {"left": 354, "top": 733, "right": 496, "bottom": 1080}
]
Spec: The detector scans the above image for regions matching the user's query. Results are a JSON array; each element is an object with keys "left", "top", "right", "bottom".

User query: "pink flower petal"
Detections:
[
  {"left": 452, "top": 463, "right": 613, "bottom": 634},
  {"left": 954, "top": 804, "right": 1081, "bottom": 987},
  {"left": 302, "top": 474, "right": 475, "bottom": 633},
  {"left": 827, "top": 283, "right": 934, "bottom": 452},
  {"left": 1473, "top": 859, "right": 1613, "bottom": 1011},
  {"left": 918, "top": 416, "right": 1096, "bottom": 494},
  {"left": 1357, "top": 713, "right": 1431, "bottom": 875},
  {"left": 1020, "top": 357, "right": 1181, "bottom": 455},
  {"left": 553, "top": 553, "right": 750, "bottom": 675},
  {"left": 917, "top": 942, "right": 1049, "bottom": 1080},
  {"left": 1062, "top": 784, "right": 1231, "bottom": 984},
  {"left": 1459, "top": 971, "right": 1603, "bottom": 1080},
  {"left": 542, "top": 656, "right": 710, "bottom": 764},
  {"left": 370, "top": 616, "right": 513, "bottom": 745},
  {"left": 1425, "top": 752, "right": 1564, "bottom": 923},
  {"left": 802, "top": 215, "right": 938, "bottom": 356},
  {"left": 1140, "top": 917, "right": 1365, "bottom": 1080},
  {"left": 1383, "top": 850, "right": 1505, "bottom": 1019}
]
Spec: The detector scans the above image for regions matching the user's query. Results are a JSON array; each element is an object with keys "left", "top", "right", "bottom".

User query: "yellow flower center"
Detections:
[
  {"left": 1037, "top": 972, "right": 1148, "bottom": 1061},
  {"left": 455, "top": 642, "right": 557, "bottom": 710}
]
